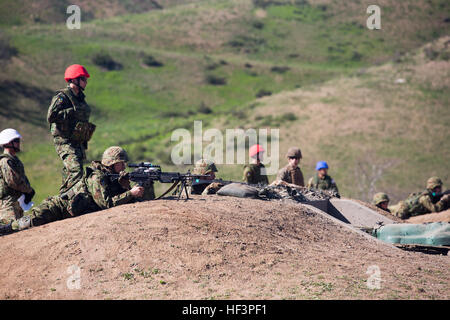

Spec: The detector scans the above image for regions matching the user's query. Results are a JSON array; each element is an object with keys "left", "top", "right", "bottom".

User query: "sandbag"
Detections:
[
  {"left": 373, "top": 222, "right": 450, "bottom": 246},
  {"left": 216, "top": 183, "right": 259, "bottom": 199}
]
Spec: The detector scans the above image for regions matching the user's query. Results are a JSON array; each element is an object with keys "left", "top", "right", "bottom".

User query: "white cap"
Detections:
[{"left": 0, "top": 128, "right": 22, "bottom": 146}]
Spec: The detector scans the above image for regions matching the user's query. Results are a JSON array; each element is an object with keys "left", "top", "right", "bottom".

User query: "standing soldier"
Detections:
[
  {"left": 0, "top": 129, "right": 35, "bottom": 225},
  {"left": 277, "top": 147, "right": 304, "bottom": 186},
  {"left": 307, "top": 161, "right": 339, "bottom": 196},
  {"left": 0, "top": 146, "right": 144, "bottom": 235},
  {"left": 243, "top": 144, "right": 269, "bottom": 185},
  {"left": 390, "top": 177, "right": 449, "bottom": 219},
  {"left": 47, "top": 64, "right": 96, "bottom": 196},
  {"left": 372, "top": 192, "right": 390, "bottom": 213}
]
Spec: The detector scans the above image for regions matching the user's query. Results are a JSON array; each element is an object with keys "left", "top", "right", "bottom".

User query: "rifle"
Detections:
[
  {"left": 109, "top": 162, "right": 210, "bottom": 200},
  {"left": 191, "top": 178, "right": 236, "bottom": 186},
  {"left": 431, "top": 189, "right": 450, "bottom": 203}
]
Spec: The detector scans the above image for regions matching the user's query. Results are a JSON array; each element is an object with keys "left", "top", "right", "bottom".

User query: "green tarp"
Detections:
[{"left": 373, "top": 222, "right": 450, "bottom": 246}]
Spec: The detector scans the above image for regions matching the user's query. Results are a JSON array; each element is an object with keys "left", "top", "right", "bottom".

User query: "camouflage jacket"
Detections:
[
  {"left": 406, "top": 189, "right": 449, "bottom": 216},
  {"left": 0, "top": 151, "right": 33, "bottom": 201},
  {"left": 307, "top": 174, "right": 339, "bottom": 195},
  {"left": 277, "top": 164, "right": 304, "bottom": 187},
  {"left": 243, "top": 163, "right": 269, "bottom": 185},
  {"left": 47, "top": 86, "right": 91, "bottom": 140},
  {"left": 85, "top": 161, "right": 134, "bottom": 209}
]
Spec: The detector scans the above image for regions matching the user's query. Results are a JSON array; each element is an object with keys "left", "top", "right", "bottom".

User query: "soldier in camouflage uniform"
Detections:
[
  {"left": 390, "top": 177, "right": 449, "bottom": 219},
  {"left": 372, "top": 192, "right": 390, "bottom": 213},
  {"left": 190, "top": 159, "right": 219, "bottom": 195},
  {"left": 0, "top": 146, "right": 144, "bottom": 235},
  {"left": 243, "top": 144, "right": 269, "bottom": 185},
  {"left": 47, "top": 64, "right": 96, "bottom": 195},
  {"left": 306, "top": 161, "right": 339, "bottom": 196},
  {"left": 0, "top": 129, "right": 34, "bottom": 225},
  {"left": 277, "top": 147, "right": 304, "bottom": 187}
]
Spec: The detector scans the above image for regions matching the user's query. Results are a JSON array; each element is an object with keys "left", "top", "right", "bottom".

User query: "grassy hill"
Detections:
[{"left": 0, "top": 0, "right": 449, "bottom": 203}]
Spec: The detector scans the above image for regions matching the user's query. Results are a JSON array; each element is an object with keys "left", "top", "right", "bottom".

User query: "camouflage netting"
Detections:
[{"left": 257, "top": 181, "right": 337, "bottom": 202}]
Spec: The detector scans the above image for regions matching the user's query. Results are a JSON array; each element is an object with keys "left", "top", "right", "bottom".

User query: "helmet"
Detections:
[
  {"left": 249, "top": 144, "right": 265, "bottom": 158},
  {"left": 426, "top": 177, "right": 443, "bottom": 190},
  {"left": 193, "top": 159, "right": 218, "bottom": 175},
  {"left": 0, "top": 128, "right": 22, "bottom": 146},
  {"left": 286, "top": 147, "right": 302, "bottom": 159},
  {"left": 315, "top": 161, "right": 328, "bottom": 171},
  {"left": 101, "top": 146, "right": 129, "bottom": 167},
  {"left": 64, "top": 64, "right": 90, "bottom": 82},
  {"left": 372, "top": 192, "right": 390, "bottom": 205}
]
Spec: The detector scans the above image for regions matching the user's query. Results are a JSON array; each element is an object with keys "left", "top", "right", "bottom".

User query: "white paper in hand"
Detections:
[{"left": 18, "top": 194, "right": 34, "bottom": 212}]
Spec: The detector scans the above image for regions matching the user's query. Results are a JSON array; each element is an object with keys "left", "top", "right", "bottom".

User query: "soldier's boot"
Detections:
[{"left": 0, "top": 223, "right": 14, "bottom": 236}]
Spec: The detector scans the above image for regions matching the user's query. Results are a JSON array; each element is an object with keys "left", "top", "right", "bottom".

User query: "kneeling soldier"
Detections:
[
  {"left": 277, "top": 147, "right": 304, "bottom": 186},
  {"left": 0, "top": 129, "right": 35, "bottom": 225},
  {"left": 307, "top": 161, "right": 339, "bottom": 196},
  {"left": 0, "top": 146, "right": 144, "bottom": 236}
]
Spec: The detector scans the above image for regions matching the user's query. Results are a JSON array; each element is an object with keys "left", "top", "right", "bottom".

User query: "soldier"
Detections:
[
  {"left": 372, "top": 192, "right": 390, "bottom": 213},
  {"left": 0, "top": 146, "right": 144, "bottom": 235},
  {"left": 277, "top": 147, "right": 304, "bottom": 186},
  {"left": 0, "top": 129, "right": 35, "bottom": 225},
  {"left": 243, "top": 144, "right": 269, "bottom": 185},
  {"left": 190, "top": 159, "right": 219, "bottom": 195},
  {"left": 47, "top": 64, "right": 96, "bottom": 196},
  {"left": 307, "top": 161, "right": 339, "bottom": 196},
  {"left": 390, "top": 177, "right": 449, "bottom": 219}
]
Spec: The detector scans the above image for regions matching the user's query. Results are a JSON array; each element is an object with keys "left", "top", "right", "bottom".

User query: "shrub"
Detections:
[
  {"left": 270, "top": 66, "right": 290, "bottom": 74},
  {"left": 92, "top": 53, "right": 122, "bottom": 70},
  {"left": 255, "top": 89, "right": 272, "bottom": 98},
  {"left": 198, "top": 102, "right": 213, "bottom": 114},
  {"left": 205, "top": 75, "right": 226, "bottom": 85},
  {"left": 0, "top": 36, "right": 18, "bottom": 60},
  {"left": 143, "top": 55, "right": 164, "bottom": 67},
  {"left": 252, "top": 21, "right": 264, "bottom": 29}
]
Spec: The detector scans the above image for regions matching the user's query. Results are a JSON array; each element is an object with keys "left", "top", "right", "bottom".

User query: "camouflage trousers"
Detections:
[
  {"left": 54, "top": 137, "right": 86, "bottom": 195},
  {"left": 11, "top": 195, "right": 72, "bottom": 230},
  {"left": 0, "top": 197, "right": 23, "bottom": 224}
]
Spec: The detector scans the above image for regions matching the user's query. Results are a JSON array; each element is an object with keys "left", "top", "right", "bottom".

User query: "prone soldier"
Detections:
[
  {"left": 190, "top": 159, "right": 219, "bottom": 195},
  {"left": 0, "top": 146, "right": 144, "bottom": 235},
  {"left": 372, "top": 192, "right": 390, "bottom": 213}
]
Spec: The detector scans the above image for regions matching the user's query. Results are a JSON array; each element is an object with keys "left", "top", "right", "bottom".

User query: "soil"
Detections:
[
  {"left": 406, "top": 210, "right": 450, "bottom": 224},
  {"left": 0, "top": 195, "right": 448, "bottom": 300}
]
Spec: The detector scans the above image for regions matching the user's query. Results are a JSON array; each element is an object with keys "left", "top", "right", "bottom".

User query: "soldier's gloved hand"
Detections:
[
  {"left": 24, "top": 188, "right": 35, "bottom": 204},
  {"left": 118, "top": 171, "right": 131, "bottom": 190},
  {"left": 130, "top": 186, "right": 144, "bottom": 198}
]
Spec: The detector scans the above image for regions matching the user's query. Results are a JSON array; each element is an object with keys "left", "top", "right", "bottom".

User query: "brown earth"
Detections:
[
  {"left": 406, "top": 210, "right": 450, "bottom": 224},
  {"left": 0, "top": 196, "right": 449, "bottom": 300}
]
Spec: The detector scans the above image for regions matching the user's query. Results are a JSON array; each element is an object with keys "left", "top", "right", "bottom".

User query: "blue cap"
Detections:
[{"left": 315, "top": 161, "right": 328, "bottom": 171}]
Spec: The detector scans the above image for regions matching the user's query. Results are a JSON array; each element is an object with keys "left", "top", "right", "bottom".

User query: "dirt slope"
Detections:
[
  {"left": 0, "top": 196, "right": 448, "bottom": 300},
  {"left": 406, "top": 210, "right": 450, "bottom": 224}
]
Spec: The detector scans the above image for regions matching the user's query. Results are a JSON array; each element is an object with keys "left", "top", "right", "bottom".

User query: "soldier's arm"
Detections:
[
  {"left": 331, "top": 179, "right": 339, "bottom": 195},
  {"left": 418, "top": 194, "right": 447, "bottom": 213},
  {"left": 47, "top": 93, "right": 74, "bottom": 123},
  {"left": 0, "top": 159, "right": 33, "bottom": 194},
  {"left": 88, "top": 173, "right": 133, "bottom": 209},
  {"left": 276, "top": 168, "right": 286, "bottom": 182}
]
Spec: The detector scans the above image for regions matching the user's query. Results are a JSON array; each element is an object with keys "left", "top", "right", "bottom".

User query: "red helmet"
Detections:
[
  {"left": 249, "top": 144, "right": 265, "bottom": 158},
  {"left": 64, "top": 64, "right": 90, "bottom": 82}
]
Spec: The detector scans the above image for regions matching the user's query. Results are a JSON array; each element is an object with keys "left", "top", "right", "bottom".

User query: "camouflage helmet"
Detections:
[
  {"left": 286, "top": 147, "right": 302, "bottom": 159},
  {"left": 193, "top": 159, "right": 218, "bottom": 175},
  {"left": 426, "top": 176, "right": 443, "bottom": 190},
  {"left": 101, "top": 146, "right": 129, "bottom": 167},
  {"left": 372, "top": 192, "right": 390, "bottom": 206}
]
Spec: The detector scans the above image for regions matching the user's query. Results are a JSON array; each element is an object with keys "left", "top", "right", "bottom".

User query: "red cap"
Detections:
[
  {"left": 64, "top": 64, "right": 90, "bottom": 82},
  {"left": 249, "top": 144, "right": 265, "bottom": 158}
]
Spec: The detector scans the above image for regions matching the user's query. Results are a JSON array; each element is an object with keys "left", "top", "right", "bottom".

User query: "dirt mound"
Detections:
[
  {"left": 406, "top": 210, "right": 450, "bottom": 224},
  {"left": 0, "top": 196, "right": 448, "bottom": 300}
]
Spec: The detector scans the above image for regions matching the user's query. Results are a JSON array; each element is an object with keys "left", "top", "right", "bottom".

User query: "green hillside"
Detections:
[{"left": 0, "top": 0, "right": 449, "bottom": 203}]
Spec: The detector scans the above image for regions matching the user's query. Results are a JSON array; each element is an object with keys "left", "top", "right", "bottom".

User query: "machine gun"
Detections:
[{"left": 109, "top": 162, "right": 210, "bottom": 200}]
